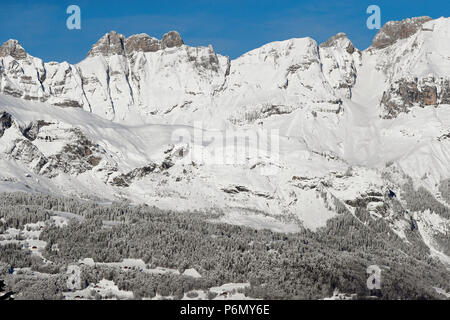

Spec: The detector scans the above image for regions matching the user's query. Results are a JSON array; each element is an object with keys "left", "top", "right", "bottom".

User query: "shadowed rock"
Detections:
[{"left": 0, "top": 111, "right": 12, "bottom": 138}]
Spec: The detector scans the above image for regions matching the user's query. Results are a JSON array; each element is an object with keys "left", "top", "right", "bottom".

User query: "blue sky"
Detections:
[{"left": 0, "top": 0, "right": 448, "bottom": 63}]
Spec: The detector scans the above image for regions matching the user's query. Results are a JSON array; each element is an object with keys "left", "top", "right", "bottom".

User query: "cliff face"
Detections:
[
  {"left": 371, "top": 16, "right": 432, "bottom": 49},
  {"left": 86, "top": 30, "right": 184, "bottom": 58},
  {"left": 381, "top": 78, "right": 450, "bottom": 119},
  {"left": 0, "top": 31, "right": 227, "bottom": 122},
  {"left": 368, "top": 17, "right": 450, "bottom": 118}
]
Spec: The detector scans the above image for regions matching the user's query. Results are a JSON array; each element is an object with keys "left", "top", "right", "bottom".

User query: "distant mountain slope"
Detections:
[{"left": 0, "top": 17, "right": 449, "bottom": 267}]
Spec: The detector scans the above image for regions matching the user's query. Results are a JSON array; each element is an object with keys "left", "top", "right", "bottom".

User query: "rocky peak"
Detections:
[
  {"left": 320, "top": 33, "right": 355, "bottom": 54},
  {"left": 125, "top": 33, "right": 160, "bottom": 55},
  {"left": 87, "top": 31, "right": 126, "bottom": 57},
  {"left": 371, "top": 16, "right": 432, "bottom": 49},
  {"left": 161, "top": 31, "right": 184, "bottom": 49},
  {"left": 0, "top": 39, "right": 27, "bottom": 60},
  {"left": 88, "top": 30, "right": 184, "bottom": 57}
]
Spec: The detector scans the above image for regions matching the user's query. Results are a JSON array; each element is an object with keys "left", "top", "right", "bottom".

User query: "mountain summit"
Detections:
[
  {"left": 87, "top": 30, "right": 184, "bottom": 57},
  {"left": 0, "top": 39, "right": 27, "bottom": 60},
  {"left": 371, "top": 16, "right": 432, "bottom": 48}
]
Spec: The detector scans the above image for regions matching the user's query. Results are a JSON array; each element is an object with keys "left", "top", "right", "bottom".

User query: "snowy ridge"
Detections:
[
  {"left": 0, "top": 17, "right": 449, "bottom": 264},
  {"left": 1, "top": 17, "right": 448, "bottom": 125}
]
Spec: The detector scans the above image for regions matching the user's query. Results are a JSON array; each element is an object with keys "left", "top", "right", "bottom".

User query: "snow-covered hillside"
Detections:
[{"left": 0, "top": 16, "right": 449, "bottom": 265}]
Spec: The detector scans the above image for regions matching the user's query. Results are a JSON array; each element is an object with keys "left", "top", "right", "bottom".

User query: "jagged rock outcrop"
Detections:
[
  {"left": 0, "top": 113, "right": 106, "bottom": 178},
  {"left": 9, "top": 138, "right": 46, "bottom": 169},
  {"left": 125, "top": 34, "right": 161, "bottom": 55},
  {"left": 381, "top": 77, "right": 450, "bottom": 119},
  {"left": 371, "top": 16, "right": 432, "bottom": 49},
  {"left": 0, "top": 40, "right": 88, "bottom": 108},
  {"left": 40, "top": 128, "right": 103, "bottom": 177},
  {"left": 0, "top": 111, "right": 12, "bottom": 137},
  {"left": 161, "top": 31, "right": 184, "bottom": 49},
  {"left": 20, "top": 120, "right": 52, "bottom": 141},
  {"left": 0, "top": 40, "right": 27, "bottom": 60},
  {"left": 110, "top": 163, "right": 157, "bottom": 187},
  {"left": 87, "top": 31, "right": 126, "bottom": 57},
  {"left": 372, "top": 17, "right": 450, "bottom": 118},
  {"left": 87, "top": 30, "right": 184, "bottom": 57}
]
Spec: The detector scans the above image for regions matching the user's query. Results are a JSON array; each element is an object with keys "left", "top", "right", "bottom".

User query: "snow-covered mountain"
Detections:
[{"left": 0, "top": 17, "right": 449, "bottom": 265}]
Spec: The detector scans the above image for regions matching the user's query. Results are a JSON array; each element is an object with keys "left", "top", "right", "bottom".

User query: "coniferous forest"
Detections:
[{"left": 0, "top": 190, "right": 449, "bottom": 300}]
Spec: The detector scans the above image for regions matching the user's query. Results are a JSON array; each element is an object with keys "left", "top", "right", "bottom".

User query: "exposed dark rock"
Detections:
[
  {"left": 51, "top": 129, "right": 102, "bottom": 174},
  {"left": 189, "top": 45, "right": 220, "bottom": 72},
  {"left": 366, "top": 191, "right": 383, "bottom": 197},
  {"left": 110, "top": 163, "right": 157, "bottom": 187},
  {"left": 87, "top": 156, "right": 102, "bottom": 167},
  {"left": 437, "top": 132, "right": 450, "bottom": 142},
  {"left": 87, "top": 31, "right": 126, "bottom": 57},
  {"left": 381, "top": 77, "right": 449, "bottom": 118},
  {"left": 292, "top": 176, "right": 311, "bottom": 181},
  {"left": 23, "top": 95, "right": 40, "bottom": 101},
  {"left": 0, "top": 111, "right": 12, "bottom": 138},
  {"left": 88, "top": 30, "right": 184, "bottom": 58},
  {"left": 160, "top": 158, "right": 175, "bottom": 170},
  {"left": 221, "top": 185, "right": 273, "bottom": 199},
  {"left": 126, "top": 34, "right": 161, "bottom": 55},
  {"left": 222, "top": 185, "right": 249, "bottom": 194},
  {"left": 260, "top": 105, "right": 293, "bottom": 117},
  {"left": 111, "top": 176, "right": 130, "bottom": 188},
  {"left": 371, "top": 16, "right": 432, "bottom": 49},
  {"left": 52, "top": 100, "right": 83, "bottom": 108},
  {"left": 164, "top": 144, "right": 175, "bottom": 154},
  {"left": 222, "top": 187, "right": 239, "bottom": 194},
  {"left": 344, "top": 196, "right": 383, "bottom": 208},
  {"left": 9, "top": 139, "right": 47, "bottom": 172},
  {"left": 0, "top": 40, "right": 27, "bottom": 60},
  {"left": 440, "top": 80, "right": 450, "bottom": 104},
  {"left": 345, "top": 42, "right": 355, "bottom": 54},
  {"left": 235, "top": 185, "right": 250, "bottom": 192},
  {"left": 21, "top": 120, "right": 52, "bottom": 141},
  {"left": 16, "top": 127, "right": 105, "bottom": 177},
  {"left": 161, "top": 31, "right": 184, "bottom": 49},
  {"left": 2, "top": 85, "right": 22, "bottom": 98}
]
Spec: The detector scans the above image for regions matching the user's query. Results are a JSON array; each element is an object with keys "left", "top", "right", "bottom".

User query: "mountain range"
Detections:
[{"left": 0, "top": 16, "right": 449, "bottom": 266}]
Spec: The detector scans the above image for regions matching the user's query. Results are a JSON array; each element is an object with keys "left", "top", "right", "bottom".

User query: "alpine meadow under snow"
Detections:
[{"left": 0, "top": 16, "right": 450, "bottom": 300}]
